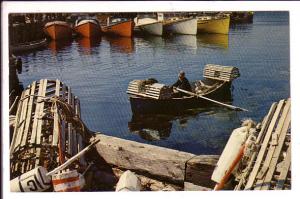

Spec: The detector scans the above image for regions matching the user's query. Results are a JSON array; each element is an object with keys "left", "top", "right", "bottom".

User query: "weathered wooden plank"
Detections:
[
  {"left": 14, "top": 85, "right": 31, "bottom": 151},
  {"left": 92, "top": 134, "right": 218, "bottom": 184},
  {"left": 185, "top": 155, "right": 219, "bottom": 188},
  {"left": 255, "top": 103, "right": 278, "bottom": 144},
  {"left": 21, "top": 81, "right": 37, "bottom": 148},
  {"left": 275, "top": 144, "right": 291, "bottom": 190},
  {"left": 52, "top": 79, "right": 61, "bottom": 146},
  {"left": 35, "top": 79, "right": 48, "bottom": 167},
  {"left": 255, "top": 99, "right": 291, "bottom": 190},
  {"left": 244, "top": 99, "right": 285, "bottom": 189},
  {"left": 10, "top": 91, "right": 25, "bottom": 155},
  {"left": 260, "top": 100, "right": 291, "bottom": 190},
  {"left": 30, "top": 79, "right": 44, "bottom": 145}
]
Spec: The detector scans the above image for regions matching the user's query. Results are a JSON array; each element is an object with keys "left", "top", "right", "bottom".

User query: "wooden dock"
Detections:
[
  {"left": 233, "top": 98, "right": 291, "bottom": 190},
  {"left": 10, "top": 79, "right": 89, "bottom": 179},
  {"left": 91, "top": 133, "right": 219, "bottom": 190}
]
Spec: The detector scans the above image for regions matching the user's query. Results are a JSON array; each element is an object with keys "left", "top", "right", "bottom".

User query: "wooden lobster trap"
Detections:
[{"left": 10, "top": 79, "right": 89, "bottom": 179}]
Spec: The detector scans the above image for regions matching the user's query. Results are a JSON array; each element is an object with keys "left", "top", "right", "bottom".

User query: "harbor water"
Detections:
[{"left": 17, "top": 12, "right": 289, "bottom": 155}]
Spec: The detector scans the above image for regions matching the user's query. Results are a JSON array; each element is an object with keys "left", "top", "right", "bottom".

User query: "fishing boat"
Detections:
[
  {"left": 74, "top": 19, "right": 101, "bottom": 38},
  {"left": 229, "top": 11, "right": 254, "bottom": 23},
  {"left": 197, "top": 14, "right": 230, "bottom": 34},
  {"left": 134, "top": 13, "right": 163, "bottom": 36},
  {"left": 10, "top": 38, "right": 47, "bottom": 53},
  {"left": 163, "top": 17, "right": 197, "bottom": 35},
  {"left": 127, "top": 64, "right": 240, "bottom": 114},
  {"left": 101, "top": 18, "right": 134, "bottom": 37},
  {"left": 44, "top": 21, "right": 73, "bottom": 40}
]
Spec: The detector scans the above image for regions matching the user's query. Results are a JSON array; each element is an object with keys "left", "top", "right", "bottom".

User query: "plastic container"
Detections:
[{"left": 10, "top": 166, "right": 51, "bottom": 192}]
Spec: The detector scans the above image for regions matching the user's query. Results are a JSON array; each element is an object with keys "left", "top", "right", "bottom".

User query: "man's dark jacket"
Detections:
[{"left": 172, "top": 77, "right": 192, "bottom": 92}]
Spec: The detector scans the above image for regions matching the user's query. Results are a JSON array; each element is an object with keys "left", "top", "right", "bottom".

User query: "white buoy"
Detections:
[
  {"left": 211, "top": 126, "right": 249, "bottom": 183},
  {"left": 10, "top": 166, "right": 51, "bottom": 192},
  {"left": 116, "top": 170, "right": 141, "bottom": 191}
]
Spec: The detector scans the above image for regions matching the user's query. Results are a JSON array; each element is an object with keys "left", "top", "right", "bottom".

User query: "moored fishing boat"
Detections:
[
  {"left": 74, "top": 19, "right": 101, "bottom": 38},
  {"left": 197, "top": 14, "right": 230, "bottom": 34},
  {"left": 101, "top": 18, "right": 134, "bottom": 37},
  {"left": 10, "top": 38, "right": 47, "bottom": 53},
  {"left": 163, "top": 17, "right": 197, "bottom": 35},
  {"left": 134, "top": 13, "right": 164, "bottom": 36},
  {"left": 44, "top": 21, "right": 73, "bottom": 40},
  {"left": 127, "top": 64, "right": 240, "bottom": 114}
]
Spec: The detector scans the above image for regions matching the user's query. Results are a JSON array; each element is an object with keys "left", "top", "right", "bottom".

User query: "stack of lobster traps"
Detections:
[
  {"left": 203, "top": 64, "right": 240, "bottom": 82},
  {"left": 10, "top": 79, "right": 89, "bottom": 180}
]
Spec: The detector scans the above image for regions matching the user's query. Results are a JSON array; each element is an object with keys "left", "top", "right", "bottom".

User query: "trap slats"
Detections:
[
  {"left": 21, "top": 81, "right": 37, "bottom": 148},
  {"left": 233, "top": 98, "right": 291, "bottom": 190},
  {"left": 203, "top": 64, "right": 240, "bottom": 82},
  {"left": 10, "top": 79, "right": 88, "bottom": 179},
  {"left": 244, "top": 100, "right": 285, "bottom": 189}
]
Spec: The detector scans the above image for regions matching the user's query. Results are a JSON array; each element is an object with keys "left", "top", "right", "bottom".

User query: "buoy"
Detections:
[
  {"left": 116, "top": 170, "right": 141, "bottom": 191},
  {"left": 211, "top": 126, "right": 249, "bottom": 185},
  {"left": 52, "top": 170, "right": 82, "bottom": 192},
  {"left": 10, "top": 166, "right": 51, "bottom": 192}
]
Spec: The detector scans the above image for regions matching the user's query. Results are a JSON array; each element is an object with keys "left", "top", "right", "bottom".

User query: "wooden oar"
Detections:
[{"left": 175, "top": 87, "right": 248, "bottom": 111}]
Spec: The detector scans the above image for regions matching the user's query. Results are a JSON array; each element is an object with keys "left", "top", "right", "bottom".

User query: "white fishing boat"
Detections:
[
  {"left": 163, "top": 17, "right": 197, "bottom": 35},
  {"left": 134, "top": 13, "right": 163, "bottom": 36}
]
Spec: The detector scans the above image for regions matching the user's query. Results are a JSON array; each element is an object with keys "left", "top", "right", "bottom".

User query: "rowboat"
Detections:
[
  {"left": 127, "top": 64, "right": 240, "bottom": 114},
  {"left": 44, "top": 21, "right": 73, "bottom": 40},
  {"left": 134, "top": 14, "right": 163, "bottom": 36},
  {"left": 74, "top": 19, "right": 101, "bottom": 38},
  {"left": 101, "top": 18, "right": 134, "bottom": 37},
  {"left": 197, "top": 14, "right": 230, "bottom": 34},
  {"left": 163, "top": 17, "right": 197, "bottom": 35},
  {"left": 10, "top": 38, "right": 47, "bottom": 53}
]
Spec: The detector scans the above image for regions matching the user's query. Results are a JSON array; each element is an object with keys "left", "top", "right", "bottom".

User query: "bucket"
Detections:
[
  {"left": 10, "top": 166, "right": 51, "bottom": 192},
  {"left": 52, "top": 170, "right": 81, "bottom": 192}
]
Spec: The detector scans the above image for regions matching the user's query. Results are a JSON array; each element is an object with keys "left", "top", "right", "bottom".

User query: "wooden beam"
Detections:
[{"left": 92, "top": 134, "right": 219, "bottom": 184}]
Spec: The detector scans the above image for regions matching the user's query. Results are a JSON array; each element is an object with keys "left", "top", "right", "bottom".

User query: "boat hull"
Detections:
[
  {"left": 129, "top": 81, "right": 232, "bottom": 114},
  {"left": 10, "top": 38, "right": 47, "bottom": 53},
  {"left": 44, "top": 22, "right": 72, "bottom": 40},
  {"left": 102, "top": 20, "right": 134, "bottom": 37},
  {"left": 139, "top": 22, "right": 163, "bottom": 36},
  {"left": 74, "top": 21, "right": 100, "bottom": 38},
  {"left": 197, "top": 16, "right": 230, "bottom": 34},
  {"left": 164, "top": 18, "right": 197, "bottom": 35}
]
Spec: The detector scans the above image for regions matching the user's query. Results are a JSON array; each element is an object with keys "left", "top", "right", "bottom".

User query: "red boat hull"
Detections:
[
  {"left": 44, "top": 22, "right": 72, "bottom": 40},
  {"left": 74, "top": 22, "right": 100, "bottom": 38}
]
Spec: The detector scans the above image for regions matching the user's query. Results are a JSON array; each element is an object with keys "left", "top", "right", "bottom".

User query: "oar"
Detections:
[{"left": 175, "top": 87, "right": 248, "bottom": 112}]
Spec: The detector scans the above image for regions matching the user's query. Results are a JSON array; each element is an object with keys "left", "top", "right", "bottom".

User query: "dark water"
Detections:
[{"left": 18, "top": 12, "right": 290, "bottom": 155}]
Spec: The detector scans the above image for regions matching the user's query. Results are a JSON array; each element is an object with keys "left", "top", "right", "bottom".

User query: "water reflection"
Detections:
[
  {"left": 48, "top": 39, "right": 72, "bottom": 54},
  {"left": 105, "top": 36, "right": 134, "bottom": 53},
  {"left": 128, "top": 114, "right": 172, "bottom": 141},
  {"left": 197, "top": 34, "right": 229, "bottom": 49},
  {"left": 128, "top": 104, "right": 239, "bottom": 143},
  {"left": 168, "top": 35, "right": 197, "bottom": 49},
  {"left": 77, "top": 37, "right": 101, "bottom": 55}
]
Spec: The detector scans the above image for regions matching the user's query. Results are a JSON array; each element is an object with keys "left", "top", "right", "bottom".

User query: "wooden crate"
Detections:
[{"left": 10, "top": 79, "right": 88, "bottom": 179}]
